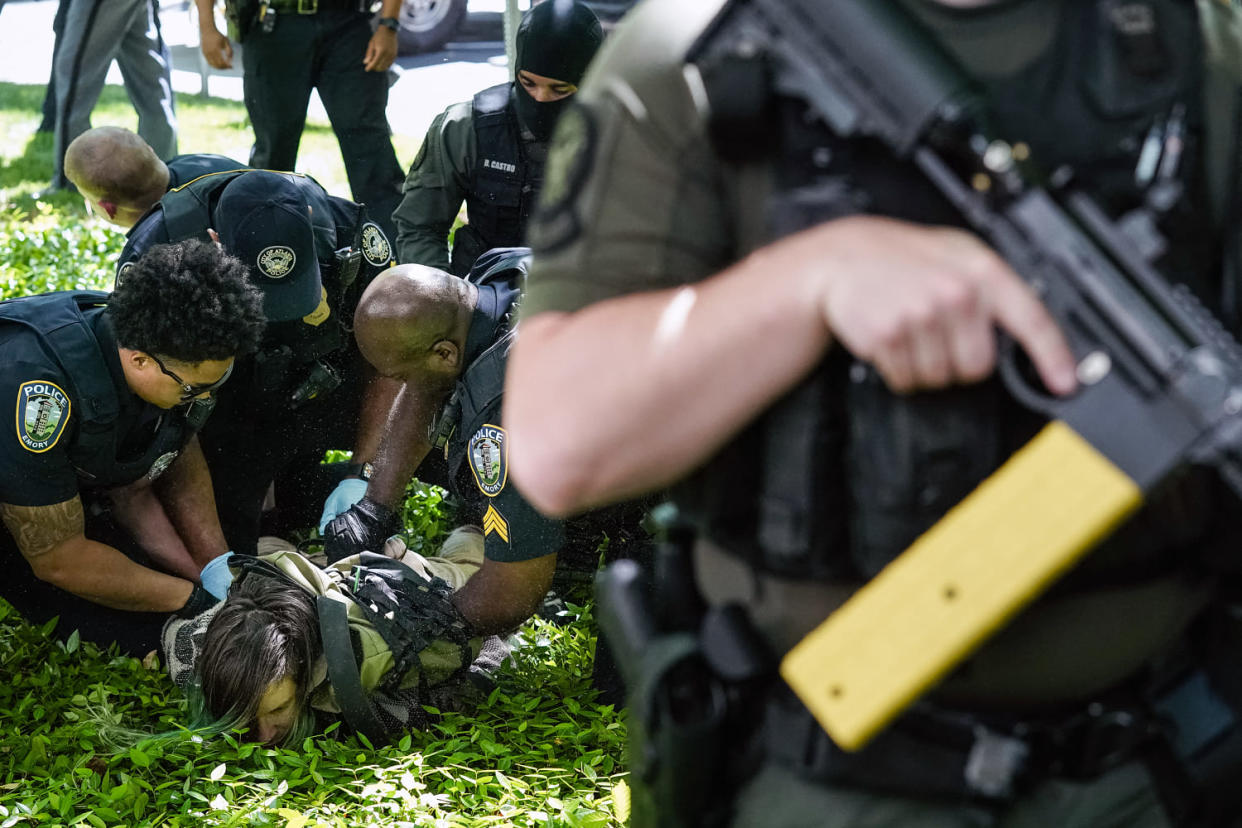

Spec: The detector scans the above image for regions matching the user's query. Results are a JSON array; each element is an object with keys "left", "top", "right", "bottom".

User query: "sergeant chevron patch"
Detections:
[{"left": 482, "top": 504, "right": 510, "bottom": 543}]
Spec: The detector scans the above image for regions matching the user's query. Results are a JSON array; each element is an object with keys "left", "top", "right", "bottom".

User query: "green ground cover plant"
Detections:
[{"left": 0, "top": 82, "right": 628, "bottom": 827}]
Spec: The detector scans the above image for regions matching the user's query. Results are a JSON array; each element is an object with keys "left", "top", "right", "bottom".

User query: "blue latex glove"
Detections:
[
  {"left": 320, "top": 477, "right": 369, "bottom": 532},
  {"left": 200, "top": 551, "right": 235, "bottom": 600}
]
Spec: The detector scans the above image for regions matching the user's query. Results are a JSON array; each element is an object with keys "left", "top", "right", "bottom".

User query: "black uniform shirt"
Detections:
[
  {"left": 0, "top": 307, "right": 179, "bottom": 506},
  {"left": 165, "top": 154, "right": 246, "bottom": 190},
  {"left": 445, "top": 281, "right": 567, "bottom": 563}
]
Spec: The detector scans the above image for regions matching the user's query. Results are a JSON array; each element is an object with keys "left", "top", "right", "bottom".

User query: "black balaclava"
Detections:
[{"left": 513, "top": 0, "right": 603, "bottom": 141}]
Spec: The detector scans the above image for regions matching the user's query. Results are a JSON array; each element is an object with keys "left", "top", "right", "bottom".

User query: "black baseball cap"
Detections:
[{"left": 214, "top": 171, "right": 321, "bottom": 322}]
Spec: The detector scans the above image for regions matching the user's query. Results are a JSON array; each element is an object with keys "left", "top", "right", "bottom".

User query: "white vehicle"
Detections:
[{"left": 396, "top": 0, "right": 634, "bottom": 55}]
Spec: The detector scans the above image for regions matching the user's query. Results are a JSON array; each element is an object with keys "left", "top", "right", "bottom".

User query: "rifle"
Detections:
[{"left": 696, "top": 0, "right": 1242, "bottom": 751}]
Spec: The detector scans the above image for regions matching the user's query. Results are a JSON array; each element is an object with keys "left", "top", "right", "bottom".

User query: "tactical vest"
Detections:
[
  {"left": 681, "top": 0, "right": 1228, "bottom": 585},
  {"left": 430, "top": 248, "right": 527, "bottom": 487},
  {"left": 0, "top": 292, "right": 199, "bottom": 489},
  {"left": 123, "top": 170, "right": 378, "bottom": 407},
  {"left": 464, "top": 86, "right": 543, "bottom": 261}
]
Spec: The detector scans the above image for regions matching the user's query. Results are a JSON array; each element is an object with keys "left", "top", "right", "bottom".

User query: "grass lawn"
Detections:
[{"left": 0, "top": 82, "right": 629, "bottom": 828}]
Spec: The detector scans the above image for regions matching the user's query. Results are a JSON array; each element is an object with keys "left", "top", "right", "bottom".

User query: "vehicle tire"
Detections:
[{"left": 397, "top": 0, "right": 469, "bottom": 55}]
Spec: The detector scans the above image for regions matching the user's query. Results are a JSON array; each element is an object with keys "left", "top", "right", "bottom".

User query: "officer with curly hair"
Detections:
[{"left": 0, "top": 239, "right": 265, "bottom": 655}]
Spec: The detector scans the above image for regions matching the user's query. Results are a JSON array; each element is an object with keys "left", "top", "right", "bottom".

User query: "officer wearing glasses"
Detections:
[
  {"left": 116, "top": 170, "right": 398, "bottom": 557},
  {"left": 0, "top": 239, "right": 265, "bottom": 655}
]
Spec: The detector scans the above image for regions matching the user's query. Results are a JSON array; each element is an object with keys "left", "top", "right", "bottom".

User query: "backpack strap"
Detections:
[{"left": 315, "top": 595, "right": 389, "bottom": 744}]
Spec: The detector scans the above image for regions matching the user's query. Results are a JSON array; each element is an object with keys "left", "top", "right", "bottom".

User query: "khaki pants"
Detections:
[{"left": 256, "top": 525, "right": 484, "bottom": 590}]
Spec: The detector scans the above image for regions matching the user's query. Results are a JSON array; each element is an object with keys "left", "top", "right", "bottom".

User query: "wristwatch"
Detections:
[
  {"left": 377, "top": 16, "right": 399, "bottom": 32},
  {"left": 347, "top": 461, "right": 375, "bottom": 481}
]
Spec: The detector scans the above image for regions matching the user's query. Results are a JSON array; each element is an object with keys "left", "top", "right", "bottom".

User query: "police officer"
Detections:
[
  {"left": 65, "top": 126, "right": 244, "bottom": 230},
  {"left": 391, "top": 2, "right": 603, "bottom": 275},
  {"left": 118, "top": 169, "right": 398, "bottom": 557},
  {"left": 0, "top": 239, "right": 265, "bottom": 655},
  {"left": 192, "top": 0, "right": 404, "bottom": 240},
  {"left": 49, "top": 0, "right": 178, "bottom": 192},
  {"left": 325, "top": 250, "right": 649, "bottom": 653},
  {"left": 507, "top": 0, "right": 1242, "bottom": 825}
]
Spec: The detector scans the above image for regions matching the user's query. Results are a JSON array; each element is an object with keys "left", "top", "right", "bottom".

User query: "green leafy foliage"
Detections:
[{"left": 0, "top": 84, "right": 628, "bottom": 827}]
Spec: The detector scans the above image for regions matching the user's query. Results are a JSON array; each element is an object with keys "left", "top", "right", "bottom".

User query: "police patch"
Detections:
[
  {"left": 146, "top": 450, "right": 180, "bottom": 481},
  {"left": 361, "top": 222, "right": 392, "bottom": 267},
  {"left": 115, "top": 260, "right": 135, "bottom": 288},
  {"left": 533, "top": 101, "right": 596, "bottom": 252},
  {"left": 257, "top": 245, "right": 296, "bottom": 279},
  {"left": 16, "top": 380, "right": 70, "bottom": 453},
  {"left": 469, "top": 424, "right": 507, "bottom": 497}
]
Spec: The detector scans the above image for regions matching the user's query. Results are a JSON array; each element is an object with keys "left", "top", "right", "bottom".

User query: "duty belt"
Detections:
[
  {"left": 264, "top": 0, "right": 359, "bottom": 14},
  {"left": 764, "top": 668, "right": 1234, "bottom": 807}
]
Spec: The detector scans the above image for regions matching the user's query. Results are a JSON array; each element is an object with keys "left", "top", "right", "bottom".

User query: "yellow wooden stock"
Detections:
[{"left": 779, "top": 420, "right": 1144, "bottom": 752}]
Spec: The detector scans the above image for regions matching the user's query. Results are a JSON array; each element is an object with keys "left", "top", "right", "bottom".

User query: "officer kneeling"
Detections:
[{"left": 0, "top": 239, "right": 265, "bottom": 655}]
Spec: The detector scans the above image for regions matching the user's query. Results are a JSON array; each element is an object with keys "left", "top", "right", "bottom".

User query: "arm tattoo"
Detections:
[{"left": 0, "top": 497, "right": 86, "bottom": 559}]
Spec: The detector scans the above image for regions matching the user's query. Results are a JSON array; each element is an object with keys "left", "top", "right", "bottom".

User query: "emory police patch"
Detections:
[
  {"left": 257, "top": 245, "right": 296, "bottom": 279},
  {"left": 361, "top": 222, "right": 392, "bottom": 267},
  {"left": 469, "top": 424, "right": 507, "bottom": 497},
  {"left": 16, "top": 380, "right": 70, "bottom": 453}
]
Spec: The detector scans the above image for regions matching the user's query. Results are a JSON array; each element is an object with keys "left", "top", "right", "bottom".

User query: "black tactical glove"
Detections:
[
  {"left": 176, "top": 583, "right": 219, "bottom": 618},
  {"left": 324, "top": 496, "right": 401, "bottom": 564}
]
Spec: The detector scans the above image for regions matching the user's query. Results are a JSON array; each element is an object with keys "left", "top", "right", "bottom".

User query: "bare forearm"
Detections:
[
  {"left": 508, "top": 241, "right": 834, "bottom": 517},
  {"left": 108, "top": 483, "right": 201, "bottom": 581},
  {"left": 352, "top": 374, "right": 403, "bottom": 466},
  {"left": 450, "top": 555, "right": 554, "bottom": 635},
  {"left": 195, "top": 0, "right": 219, "bottom": 31},
  {"left": 366, "top": 382, "right": 435, "bottom": 507},
  {"left": 34, "top": 536, "right": 193, "bottom": 612},
  {"left": 155, "top": 436, "right": 229, "bottom": 566}
]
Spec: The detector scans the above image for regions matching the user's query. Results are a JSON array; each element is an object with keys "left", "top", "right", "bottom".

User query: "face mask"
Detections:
[{"left": 513, "top": 82, "right": 571, "bottom": 142}]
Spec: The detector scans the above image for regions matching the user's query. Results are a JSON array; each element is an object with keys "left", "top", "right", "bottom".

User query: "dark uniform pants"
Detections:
[
  {"left": 0, "top": 503, "right": 168, "bottom": 656},
  {"left": 241, "top": 8, "right": 403, "bottom": 239},
  {"left": 198, "top": 382, "right": 360, "bottom": 556}
]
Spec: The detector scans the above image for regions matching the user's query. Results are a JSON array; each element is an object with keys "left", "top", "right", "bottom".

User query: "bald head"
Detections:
[
  {"left": 64, "top": 127, "right": 169, "bottom": 228},
  {"left": 355, "top": 264, "right": 478, "bottom": 382}
]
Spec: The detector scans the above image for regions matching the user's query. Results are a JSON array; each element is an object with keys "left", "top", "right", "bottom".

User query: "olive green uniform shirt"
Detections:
[{"left": 393, "top": 101, "right": 478, "bottom": 269}]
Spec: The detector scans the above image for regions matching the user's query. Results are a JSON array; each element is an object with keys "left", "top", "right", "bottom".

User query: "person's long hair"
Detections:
[{"left": 190, "top": 572, "right": 322, "bottom": 746}]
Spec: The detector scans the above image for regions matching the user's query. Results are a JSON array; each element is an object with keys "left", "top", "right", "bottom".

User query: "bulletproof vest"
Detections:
[
  {"left": 429, "top": 249, "right": 527, "bottom": 483},
  {"left": 465, "top": 85, "right": 543, "bottom": 260},
  {"left": 681, "top": 0, "right": 1224, "bottom": 584},
  {"left": 0, "top": 292, "right": 197, "bottom": 489}
]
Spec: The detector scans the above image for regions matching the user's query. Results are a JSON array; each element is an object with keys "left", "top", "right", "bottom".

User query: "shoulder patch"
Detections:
[
  {"left": 534, "top": 101, "right": 596, "bottom": 252},
  {"left": 468, "top": 424, "right": 507, "bottom": 497},
  {"left": 360, "top": 222, "right": 392, "bottom": 267},
  {"left": 257, "top": 245, "right": 296, "bottom": 279},
  {"left": 115, "top": 260, "right": 135, "bottom": 288},
  {"left": 16, "top": 380, "right": 71, "bottom": 453}
]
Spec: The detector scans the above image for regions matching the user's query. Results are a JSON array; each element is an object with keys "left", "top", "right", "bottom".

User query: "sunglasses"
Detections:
[{"left": 149, "top": 353, "right": 234, "bottom": 402}]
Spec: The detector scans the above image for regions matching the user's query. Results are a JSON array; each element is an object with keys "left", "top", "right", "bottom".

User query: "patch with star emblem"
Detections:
[
  {"left": 533, "top": 101, "right": 597, "bottom": 253},
  {"left": 257, "top": 245, "right": 296, "bottom": 279},
  {"left": 469, "top": 424, "right": 507, "bottom": 497},
  {"left": 16, "top": 380, "right": 70, "bottom": 453},
  {"left": 146, "top": 450, "right": 180, "bottom": 481},
  {"left": 361, "top": 222, "right": 392, "bottom": 267}
]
